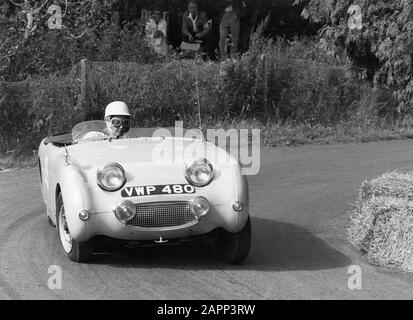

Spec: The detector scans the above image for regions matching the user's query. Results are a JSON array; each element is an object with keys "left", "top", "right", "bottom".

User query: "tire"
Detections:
[
  {"left": 56, "top": 193, "right": 93, "bottom": 263},
  {"left": 215, "top": 216, "right": 251, "bottom": 264}
]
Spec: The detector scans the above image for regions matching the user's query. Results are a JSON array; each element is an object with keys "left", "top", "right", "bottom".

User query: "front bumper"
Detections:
[{"left": 75, "top": 204, "right": 249, "bottom": 242}]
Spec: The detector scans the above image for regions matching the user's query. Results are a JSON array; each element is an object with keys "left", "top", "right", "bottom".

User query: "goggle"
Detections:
[{"left": 110, "top": 118, "right": 130, "bottom": 128}]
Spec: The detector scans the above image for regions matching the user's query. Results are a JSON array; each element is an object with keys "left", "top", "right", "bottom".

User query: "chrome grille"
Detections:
[{"left": 127, "top": 202, "right": 196, "bottom": 229}]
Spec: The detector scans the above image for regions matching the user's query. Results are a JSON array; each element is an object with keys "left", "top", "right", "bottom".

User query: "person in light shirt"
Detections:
[{"left": 145, "top": 8, "right": 168, "bottom": 56}]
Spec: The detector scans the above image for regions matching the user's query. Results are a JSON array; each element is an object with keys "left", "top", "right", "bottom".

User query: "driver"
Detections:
[
  {"left": 78, "top": 101, "right": 132, "bottom": 141},
  {"left": 104, "top": 101, "right": 132, "bottom": 139}
]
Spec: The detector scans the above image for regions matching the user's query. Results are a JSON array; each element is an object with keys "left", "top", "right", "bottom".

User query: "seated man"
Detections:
[
  {"left": 145, "top": 8, "right": 168, "bottom": 56},
  {"left": 181, "top": 0, "right": 210, "bottom": 45}
]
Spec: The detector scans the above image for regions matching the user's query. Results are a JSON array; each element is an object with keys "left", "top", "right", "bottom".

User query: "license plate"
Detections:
[{"left": 121, "top": 184, "right": 196, "bottom": 198}]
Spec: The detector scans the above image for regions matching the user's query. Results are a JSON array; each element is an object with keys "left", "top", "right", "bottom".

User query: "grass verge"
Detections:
[{"left": 0, "top": 151, "right": 38, "bottom": 171}]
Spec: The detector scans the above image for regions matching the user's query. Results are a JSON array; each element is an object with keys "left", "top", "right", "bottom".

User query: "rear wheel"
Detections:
[
  {"left": 215, "top": 216, "right": 251, "bottom": 264},
  {"left": 56, "top": 194, "right": 93, "bottom": 263}
]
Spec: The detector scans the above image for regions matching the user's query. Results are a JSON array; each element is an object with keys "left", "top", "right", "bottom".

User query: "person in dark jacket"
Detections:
[
  {"left": 182, "top": 0, "right": 210, "bottom": 43},
  {"left": 219, "top": 0, "right": 246, "bottom": 60}
]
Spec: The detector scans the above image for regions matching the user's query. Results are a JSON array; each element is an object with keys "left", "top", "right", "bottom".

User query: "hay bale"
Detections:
[
  {"left": 360, "top": 171, "right": 413, "bottom": 201},
  {"left": 348, "top": 171, "right": 413, "bottom": 272}
]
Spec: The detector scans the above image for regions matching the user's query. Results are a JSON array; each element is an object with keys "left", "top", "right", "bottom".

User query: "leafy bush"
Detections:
[
  {"left": 0, "top": 75, "right": 80, "bottom": 153},
  {"left": 0, "top": 81, "right": 32, "bottom": 153},
  {"left": 0, "top": 2, "right": 157, "bottom": 81},
  {"left": 86, "top": 60, "right": 221, "bottom": 126},
  {"left": 298, "top": 0, "right": 413, "bottom": 115},
  {"left": 29, "top": 74, "right": 81, "bottom": 138},
  {"left": 219, "top": 24, "right": 368, "bottom": 123},
  {"left": 85, "top": 53, "right": 363, "bottom": 125}
]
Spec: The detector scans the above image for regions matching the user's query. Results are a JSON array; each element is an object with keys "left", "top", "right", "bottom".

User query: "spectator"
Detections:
[
  {"left": 145, "top": 8, "right": 168, "bottom": 56},
  {"left": 182, "top": 0, "right": 210, "bottom": 44},
  {"left": 219, "top": 0, "right": 246, "bottom": 60}
]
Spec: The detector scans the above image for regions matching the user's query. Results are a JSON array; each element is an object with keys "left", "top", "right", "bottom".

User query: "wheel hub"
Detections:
[{"left": 59, "top": 205, "right": 73, "bottom": 253}]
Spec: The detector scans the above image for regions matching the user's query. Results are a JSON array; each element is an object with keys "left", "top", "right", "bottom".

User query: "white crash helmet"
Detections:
[{"left": 105, "top": 101, "right": 131, "bottom": 119}]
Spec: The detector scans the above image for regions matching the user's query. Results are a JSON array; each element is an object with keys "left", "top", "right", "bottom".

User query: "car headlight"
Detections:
[
  {"left": 97, "top": 163, "right": 126, "bottom": 191},
  {"left": 185, "top": 158, "right": 214, "bottom": 187}
]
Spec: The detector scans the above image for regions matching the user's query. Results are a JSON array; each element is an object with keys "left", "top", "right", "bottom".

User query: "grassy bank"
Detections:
[
  {"left": 1, "top": 32, "right": 410, "bottom": 168},
  {"left": 0, "top": 56, "right": 398, "bottom": 154},
  {"left": 0, "top": 34, "right": 384, "bottom": 153}
]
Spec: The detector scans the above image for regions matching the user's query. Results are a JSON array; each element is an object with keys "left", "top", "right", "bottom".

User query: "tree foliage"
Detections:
[
  {"left": 0, "top": 0, "right": 155, "bottom": 81},
  {"left": 297, "top": 0, "right": 413, "bottom": 115}
]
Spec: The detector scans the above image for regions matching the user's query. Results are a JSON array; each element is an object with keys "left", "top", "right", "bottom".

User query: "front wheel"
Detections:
[
  {"left": 56, "top": 194, "right": 93, "bottom": 263},
  {"left": 215, "top": 216, "right": 251, "bottom": 264}
]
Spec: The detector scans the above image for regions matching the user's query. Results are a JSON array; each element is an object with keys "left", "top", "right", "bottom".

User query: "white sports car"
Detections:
[{"left": 38, "top": 121, "right": 251, "bottom": 264}]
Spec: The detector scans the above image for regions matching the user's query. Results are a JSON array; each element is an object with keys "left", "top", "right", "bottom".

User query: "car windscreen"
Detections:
[
  {"left": 68, "top": 121, "right": 204, "bottom": 144},
  {"left": 128, "top": 127, "right": 203, "bottom": 139},
  {"left": 72, "top": 120, "right": 108, "bottom": 143}
]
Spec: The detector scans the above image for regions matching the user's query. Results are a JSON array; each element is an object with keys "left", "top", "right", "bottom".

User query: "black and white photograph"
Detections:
[{"left": 0, "top": 0, "right": 413, "bottom": 306}]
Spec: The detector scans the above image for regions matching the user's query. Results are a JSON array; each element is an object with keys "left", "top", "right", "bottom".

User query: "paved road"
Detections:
[{"left": 1, "top": 140, "right": 413, "bottom": 299}]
